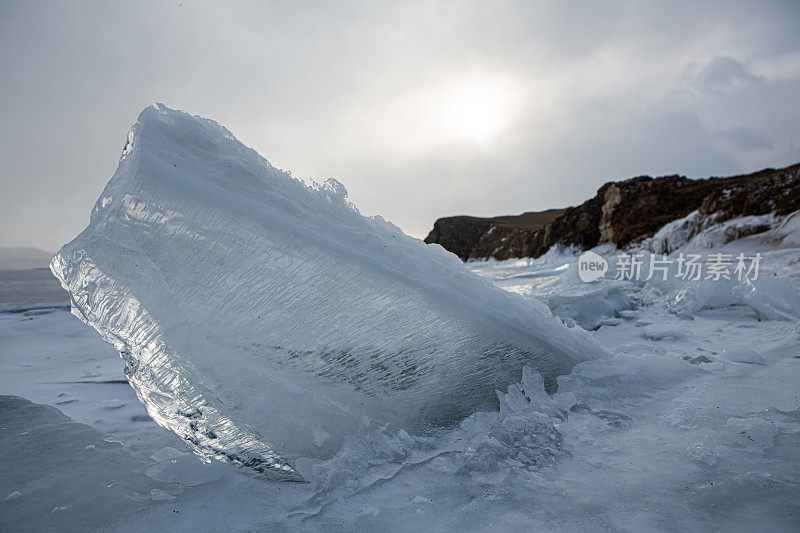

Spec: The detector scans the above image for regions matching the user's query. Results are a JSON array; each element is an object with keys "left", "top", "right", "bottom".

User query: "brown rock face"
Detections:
[
  {"left": 423, "top": 216, "right": 494, "bottom": 261},
  {"left": 423, "top": 210, "right": 566, "bottom": 261},
  {"left": 424, "top": 162, "right": 800, "bottom": 260},
  {"left": 699, "top": 165, "right": 800, "bottom": 219}
]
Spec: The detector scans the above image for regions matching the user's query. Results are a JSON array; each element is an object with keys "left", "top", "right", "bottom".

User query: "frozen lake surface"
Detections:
[
  {"left": 1, "top": 249, "right": 799, "bottom": 531},
  {"left": 3, "top": 107, "right": 800, "bottom": 530},
  {"left": 0, "top": 269, "right": 69, "bottom": 312}
]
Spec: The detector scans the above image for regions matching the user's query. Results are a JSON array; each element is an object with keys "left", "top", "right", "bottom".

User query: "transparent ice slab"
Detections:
[{"left": 52, "top": 104, "right": 603, "bottom": 479}]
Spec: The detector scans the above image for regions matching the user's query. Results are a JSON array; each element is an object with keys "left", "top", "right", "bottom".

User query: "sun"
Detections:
[{"left": 445, "top": 82, "right": 507, "bottom": 140}]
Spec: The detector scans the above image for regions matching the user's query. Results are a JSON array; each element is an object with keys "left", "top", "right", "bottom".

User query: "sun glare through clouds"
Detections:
[{"left": 444, "top": 81, "right": 509, "bottom": 140}]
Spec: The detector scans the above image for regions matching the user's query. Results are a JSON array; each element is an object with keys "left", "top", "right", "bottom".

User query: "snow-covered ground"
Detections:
[{"left": 2, "top": 214, "right": 800, "bottom": 531}]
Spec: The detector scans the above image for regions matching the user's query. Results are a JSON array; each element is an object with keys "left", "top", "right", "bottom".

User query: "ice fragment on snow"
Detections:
[
  {"left": 721, "top": 347, "right": 765, "bottom": 365},
  {"left": 50, "top": 104, "right": 605, "bottom": 479}
]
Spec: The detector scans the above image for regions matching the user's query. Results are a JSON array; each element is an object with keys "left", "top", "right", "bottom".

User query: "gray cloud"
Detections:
[
  {"left": 713, "top": 127, "right": 774, "bottom": 151},
  {"left": 1, "top": 0, "right": 799, "bottom": 250},
  {"left": 694, "top": 56, "right": 761, "bottom": 91}
]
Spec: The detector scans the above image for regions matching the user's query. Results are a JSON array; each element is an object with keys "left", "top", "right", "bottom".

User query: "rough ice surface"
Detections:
[
  {"left": 4, "top": 203, "right": 800, "bottom": 530},
  {"left": 49, "top": 104, "right": 602, "bottom": 479},
  {"left": 647, "top": 210, "right": 777, "bottom": 256},
  {"left": 497, "top": 211, "right": 800, "bottom": 324}
]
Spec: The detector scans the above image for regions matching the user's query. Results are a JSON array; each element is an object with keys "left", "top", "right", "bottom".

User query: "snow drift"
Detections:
[{"left": 51, "top": 104, "right": 603, "bottom": 479}]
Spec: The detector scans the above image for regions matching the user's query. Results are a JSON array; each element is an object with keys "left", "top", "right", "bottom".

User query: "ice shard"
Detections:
[{"left": 51, "top": 104, "right": 604, "bottom": 479}]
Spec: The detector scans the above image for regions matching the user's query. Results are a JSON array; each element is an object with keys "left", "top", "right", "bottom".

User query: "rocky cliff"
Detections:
[
  {"left": 423, "top": 210, "right": 566, "bottom": 260},
  {"left": 424, "top": 162, "right": 800, "bottom": 260}
]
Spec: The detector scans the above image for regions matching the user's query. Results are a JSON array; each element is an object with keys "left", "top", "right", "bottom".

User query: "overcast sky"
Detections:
[{"left": 1, "top": 1, "right": 799, "bottom": 251}]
